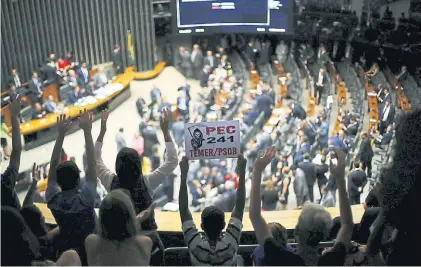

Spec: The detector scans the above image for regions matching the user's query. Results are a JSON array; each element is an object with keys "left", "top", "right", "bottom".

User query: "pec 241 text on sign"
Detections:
[{"left": 184, "top": 120, "right": 241, "bottom": 160}]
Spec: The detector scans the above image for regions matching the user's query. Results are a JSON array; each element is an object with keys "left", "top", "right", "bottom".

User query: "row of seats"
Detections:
[{"left": 163, "top": 242, "right": 336, "bottom": 266}]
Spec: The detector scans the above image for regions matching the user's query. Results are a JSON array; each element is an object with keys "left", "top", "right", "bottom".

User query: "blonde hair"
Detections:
[{"left": 265, "top": 180, "right": 274, "bottom": 191}]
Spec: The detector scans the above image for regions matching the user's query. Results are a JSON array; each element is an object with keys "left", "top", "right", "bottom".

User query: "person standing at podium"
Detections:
[
  {"left": 112, "top": 44, "right": 123, "bottom": 75},
  {"left": 27, "top": 72, "right": 43, "bottom": 105}
]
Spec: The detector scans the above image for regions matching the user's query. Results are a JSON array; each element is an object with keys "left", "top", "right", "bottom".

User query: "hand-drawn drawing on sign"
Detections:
[{"left": 184, "top": 120, "right": 241, "bottom": 160}]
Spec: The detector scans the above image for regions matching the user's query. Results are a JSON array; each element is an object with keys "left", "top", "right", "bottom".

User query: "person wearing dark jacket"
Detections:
[
  {"left": 314, "top": 156, "right": 329, "bottom": 202},
  {"left": 288, "top": 103, "right": 306, "bottom": 120},
  {"left": 379, "top": 100, "right": 395, "bottom": 134},
  {"left": 112, "top": 44, "right": 123, "bottom": 74},
  {"left": 255, "top": 93, "right": 274, "bottom": 119},
  {"left": 298, "top": 154, "right": 316, "bottom": 202},
  {"left": 347, "top": 161, "right": 367, "bottom": 205},
  {"left": 374, "top": 124, "right": 393, "bottom": 147},
  {"left": 358, "top": 132, "right": 374, "bottom": 178},
  {"left": 200, "top": 66, "right": 211, "bottom": 88},
  {"left": 343, "top": 117, "right": 359, "bottom": 136},
  {"left": 27, "top": 72, "right": 43, "bottom": 105}
]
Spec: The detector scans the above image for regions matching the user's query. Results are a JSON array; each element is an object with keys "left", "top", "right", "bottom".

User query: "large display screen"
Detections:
[{"left": 175, "top": 0, "right": 294, "bottom": 34}]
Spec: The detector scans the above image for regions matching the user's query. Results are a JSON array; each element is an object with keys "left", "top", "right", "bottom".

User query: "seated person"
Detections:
[
  {"left": 343, "top": 117, "right": 359, "bottom": 136},
  {"left": 85, "top": 80, "right": 96, "bottom": 96},
  {"left": 288, "top": 102, "right": 306, "bottom": 120},
  {"left": 69, "top": 86, "right": 83, "bottom": 104},
  {"left": 32, "top": 103, "right": 46, "bottom": 119},
  {"left": 67, "top": 70, "right": 78, "bottom": 87},
  {"left": 8, "top": 84, "right": 19, "bottom": 99},
  {"left": 93, "top": 66, "right": 108, "bottom": 89},
  {"left": 364, "top": 62, "right": 379, "bottom": 79},
  {"left": 374, "top": 124, "right": 393, "bottom": 147},
  {"left": 43, "top": 95, "right": 59, "bottom": 114}
]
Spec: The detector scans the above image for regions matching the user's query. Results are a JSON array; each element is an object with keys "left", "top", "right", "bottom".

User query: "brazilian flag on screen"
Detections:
[{"left": 127, "top": 30, "right": 135, "bottom": 67}]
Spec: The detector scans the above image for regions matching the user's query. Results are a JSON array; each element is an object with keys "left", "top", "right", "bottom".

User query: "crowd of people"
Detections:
[
  {"left": 2, "top": 94, "right": 421, "bottom": 266},
  {"left": 3, "top": 45, "right": 124, "bottom": 123}
]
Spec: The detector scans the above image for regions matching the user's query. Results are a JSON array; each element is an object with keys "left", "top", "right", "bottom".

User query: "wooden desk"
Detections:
[
  {"left": 366, "top": 85, "right": 379, "bottom": 130},
  {"left": 34, "top": 203, "right": 365, "bottom": 232},
  {"left": 133, "top": 62, "right": 166, "bottom": 80},
  {"left": 385, "top": 68, "right": 410, "bottom": 111},
  {"left": 3, "top": 62, "right": 166, "bottom": 136}
]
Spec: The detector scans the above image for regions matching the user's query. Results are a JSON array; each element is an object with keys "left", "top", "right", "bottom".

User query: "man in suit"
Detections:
[
  {"left": 93, "top": 66, "right": 108, "bottom": 89},
  {"left": 245, "top": 41, "right": 257, "bottom": 68},
  {"left": 378, "top": 88, "right": 392, "bottom": 104},
  {"left": 191, "top": 44, "right": 203, "bottom": 80},
  {"left": 177, "top": 46, "right": 191, "bottom": 78},
  {"left": 7, "top": 68, "right": 22, "bottom": 90},
  {"left": 379, "top": 100, "right": 395, "bottom": 134},
  {"left": 32, "top": 103, "right": 46, "bottom": 120},
  {"left": 344, "top": 117, "right": 359, "bottom": 136},
  {"left": 255, "top": 92, "right": 273, "bottom": 119},
  {"left": 288, "top": 103, "right": 307, "bottom": 120},
  {"left": 396, "top": 65, "right": 408, "bottom": 83},
  {"left": 112, "top": 44, "right": 123, "bottom": 74},
  {"left": 43, "top": 63, "right": 58, "bottom": 85},
  {"left": 27, "top": 72, "right": 43, "bottom": 105},
  {"left": 84, "top": 81, "right": 96, "bottom": 96},
  {"left": 358, "top": 132, "right": 374, "bottom": 178},
  {"left": 43, "top": 95, "right": 59, "bottom": 114},
  {"left": 177, "top": 87, "right": 189, "bottom": 120},
  {"left": 317, "top": 115, "right": 329, "bottom": 150},
  {"left": 298, "top": 154, "right": 316, "bottom": 202},
  {"left": 172, "top": 117, "right": 185, "bottom": 148},
  {"left": 348, "top": 161, "right": 367, "bottom": 205},
  {"left": 315, "top": 68, "right": 327, "bottom": 105},
  {"left": 200, "top": 66, "right": 211, "bottom": 88},
  {"left": 141, "top": 123, "right": 160, "bottom": 158},
  {"left": 149, "top": 85, "right": 162, "bottom": 107},
  {"left": 302, "top": 120, "right": 317, "bottom": 145},
  {"left": 203, "top": 50, "right": 216, "bottom": 69},
  {"left": 374, "top": 124, "right": 393, "bottom": 148},
  {"left": 68, "top": 85, "right": 83, "bottom": 104},
  {"left": 77, "top": 62, "right": 91, "bottom": 87},
  {"left": 8, "top": 84, "right": 19, "bottom": 100}
]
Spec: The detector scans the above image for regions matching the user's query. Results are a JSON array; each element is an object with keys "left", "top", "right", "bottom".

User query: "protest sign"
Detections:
[{"left": 184, "top": 120, "right": 241, "bottom": 160}]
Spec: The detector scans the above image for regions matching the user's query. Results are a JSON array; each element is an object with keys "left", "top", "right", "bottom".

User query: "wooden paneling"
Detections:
[
  {"left": 1, "top": 0, "right": 156, "bottom": 88},
  {"left": 34, "top": 202, "right": 366, "bottom": 232}
]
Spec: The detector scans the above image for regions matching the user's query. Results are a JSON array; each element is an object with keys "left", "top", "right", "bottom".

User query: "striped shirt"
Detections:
[{"left": 182, "top": 218, "right": 243, "bottom": 266}]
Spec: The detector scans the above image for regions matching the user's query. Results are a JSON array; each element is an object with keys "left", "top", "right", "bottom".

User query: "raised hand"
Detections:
[
  {"left": 330, "top": 148, "right": 346, "bottom": 179},
  {"left": 160, "top": 108, "right": 170, "bottom": 133},
  {"left": 137, "top": 202, "right": 156, "bottom": 224},
  {"left": 100, "top": 109, "right": 109, "bottom": 134},
  {"left": 32, "top": 162, "right": 40, "bottom": 184},
  {"left": 253, "top": 145, "right": 276, "bottom": 172},
  {"left": 235, "top": 154, "right": 247, "bottom": 175},
  {"left": 179, "top": 156, "right": 189, "bottom": 177},
  {"left": 57, "top": 114, "right": 72, "bottom": 135},
  {"left": 9, "top": 95, "right": 21, "bottom": 116},
  {"left": 78, "top": 109, "right": 93, "bottom": 131}
]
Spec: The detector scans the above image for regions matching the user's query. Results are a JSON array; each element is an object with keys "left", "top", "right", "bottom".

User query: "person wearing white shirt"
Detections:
[
  {"left": 93, "top": 66, "right": 108, "bottom": 89},
  {"left": 379, "top": 100, "right": 394, "bottom": 134},
  {"left": 315, "top": 68, "right": 326, "bottom": 105}
]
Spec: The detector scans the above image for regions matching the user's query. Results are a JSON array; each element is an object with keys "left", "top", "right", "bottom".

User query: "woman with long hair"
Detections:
[
  {"left": 94, "top": 109, "right": 178, "bottom": 265},
  {"left": 85, "top": 189, "right": 153, "bottom": 266},
  {"left": 261, "top": 180, "right": 279, "bottom": 211}
]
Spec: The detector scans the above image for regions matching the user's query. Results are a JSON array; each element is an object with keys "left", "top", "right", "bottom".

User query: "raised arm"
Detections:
[
  {"left": 9, "top": 95, "right": 22, "bottom": 172},
  {"left": 95, "top": 110, "right": 115, "bottom": 191},
  {"left": 249, "top": 146, "right": 277, "bottom": 245},
  {"left": 331, "top": 148, "right": 353, "bottom": 248},
  {"left": 179, "top": 156, "right": 193, "bottom": 223},
  {"left": 146, "top": 108, "right": 178, "bottom": 190},
  {"left": 22, "top": 163, "right": 40, "bottom": 207},
  {"left": 79, "top": 110, "right": 96, "bottom": 186},
  {"left": 48, "top": 114, "right": 72, "bottom": 186},
  {"left": 231, "top": 154, "right": 247, "bottom": 221}
]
